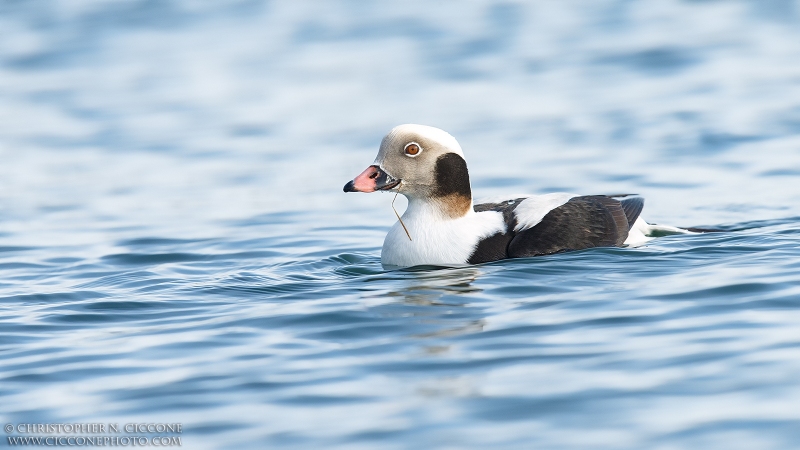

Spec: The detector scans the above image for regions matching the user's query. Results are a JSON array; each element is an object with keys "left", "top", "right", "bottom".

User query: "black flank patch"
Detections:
[
  {"left": 468, "top": 232, "right": 513, "bottom": 264},
  {"left": 508, "top": 196, "right": 630, "bottom": 258},
  {"left": 434, "top": 153, "right": 471, "bottom": 199},
  {"left": 468, "top": 198, "right": 525, "bottom": 264}
]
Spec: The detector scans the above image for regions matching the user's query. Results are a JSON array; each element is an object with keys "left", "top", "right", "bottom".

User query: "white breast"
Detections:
[{"left": 381, "top": 200, "right": 505, "bottom": 268}]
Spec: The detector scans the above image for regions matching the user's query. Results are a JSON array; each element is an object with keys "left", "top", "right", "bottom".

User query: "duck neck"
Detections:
[{"left": 405, "top": 193, "right": 473, "bottom": 221}]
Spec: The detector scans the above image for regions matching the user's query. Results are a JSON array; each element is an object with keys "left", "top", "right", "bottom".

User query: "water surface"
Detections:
[{"left": 2, "top": 1, "right": 800, "bottom": 448}]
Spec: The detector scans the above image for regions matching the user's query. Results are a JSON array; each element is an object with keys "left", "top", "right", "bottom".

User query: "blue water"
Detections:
[{"left": 2, "top": 1, "right": 800, "bottom": 449}]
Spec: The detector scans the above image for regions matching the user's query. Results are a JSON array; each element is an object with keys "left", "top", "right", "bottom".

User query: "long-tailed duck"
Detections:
[{"left": 344, "top": 124, "right": 685, "bottom": 268}]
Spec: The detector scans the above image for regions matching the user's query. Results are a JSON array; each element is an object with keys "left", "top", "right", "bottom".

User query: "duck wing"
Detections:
[{"left": 508, "top": 195, "right": 638, "bottom": 258}]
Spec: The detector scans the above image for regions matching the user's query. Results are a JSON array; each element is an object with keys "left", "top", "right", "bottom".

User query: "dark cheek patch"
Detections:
[
  {"left": 434, "top": 153, "right": 471, "bottom": 199},
  {"left": 432, "top": 153, "right": 473, "bottom": 218}
]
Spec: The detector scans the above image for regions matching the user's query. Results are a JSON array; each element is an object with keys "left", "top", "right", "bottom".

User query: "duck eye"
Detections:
[{"left": 404, "top": 142, "right": 422, "bottom": 157}]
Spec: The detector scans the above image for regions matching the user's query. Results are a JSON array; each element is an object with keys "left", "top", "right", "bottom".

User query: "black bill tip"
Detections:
[{"left": 343, "top": 180, "right": 356, "bottom": 193}]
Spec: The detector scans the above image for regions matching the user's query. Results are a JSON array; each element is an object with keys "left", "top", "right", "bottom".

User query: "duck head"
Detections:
[{"left": 343, "top": 124, "right": 473, "bottom": 219}]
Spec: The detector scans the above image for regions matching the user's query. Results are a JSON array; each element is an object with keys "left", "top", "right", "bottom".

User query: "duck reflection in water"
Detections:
[{"left": 377, "top": 266, "right": 487, "bottom": 339}]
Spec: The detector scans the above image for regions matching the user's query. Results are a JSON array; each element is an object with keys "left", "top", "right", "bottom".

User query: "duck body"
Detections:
[
  {"left": 382, "top": 192, "right": 645, "bottom": 267},
  {"left": 344, "top": 124, "right": 653, "bottom": 268}
]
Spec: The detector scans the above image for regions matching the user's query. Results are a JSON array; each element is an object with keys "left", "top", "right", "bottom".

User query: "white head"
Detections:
[{"left": 344, "top": 124, "right": 473, "bottom": 218}]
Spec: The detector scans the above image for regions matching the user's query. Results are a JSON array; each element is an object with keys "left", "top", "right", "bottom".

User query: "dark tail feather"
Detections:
[
  {"left": 684, "top": 227, "right": 725, "bottom": 233},
  {"left": 620, "top": 197, "right": 644, "bottom": 230}
]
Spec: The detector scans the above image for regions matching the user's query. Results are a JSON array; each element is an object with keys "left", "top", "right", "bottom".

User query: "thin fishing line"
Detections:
[{"left": 392, "top": 192, "right": 412, "bottom": 241}]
